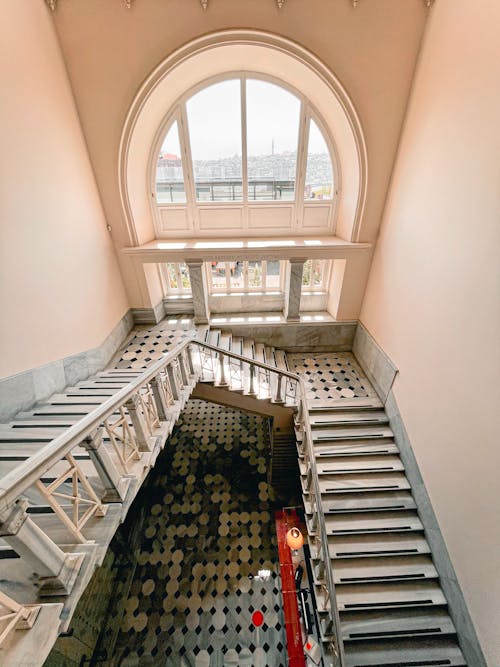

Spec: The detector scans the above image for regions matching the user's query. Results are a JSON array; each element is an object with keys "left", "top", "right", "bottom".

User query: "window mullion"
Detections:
[
  {"left": 179, "top": 104, "right": 197, "bottom": 227},
  {"left": 262, "top": 260, "right": 267, "bottom": 290},
  {"left": 241, "top": 76, "right": 248, "bottom": 206},
  {"left": 295, "top": 105, "right": 309, "bottom": 229}
]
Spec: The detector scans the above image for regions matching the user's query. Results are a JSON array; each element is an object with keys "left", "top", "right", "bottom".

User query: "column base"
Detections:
[{"left": 37, "top": 552, "right": 85, "bottom": 597}]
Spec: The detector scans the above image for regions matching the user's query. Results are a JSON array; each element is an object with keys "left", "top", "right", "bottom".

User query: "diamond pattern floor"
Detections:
[{"left": 111, "top": 400, "right": 287, "bottom": 666}]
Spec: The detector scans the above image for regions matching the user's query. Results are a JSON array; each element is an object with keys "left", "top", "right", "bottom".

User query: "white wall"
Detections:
[
  {"left": 0, "top": 1, "right": 129, "bottom": 378},
  {"left": 360, "top": 1, "right": 500, "bottom": 663}
]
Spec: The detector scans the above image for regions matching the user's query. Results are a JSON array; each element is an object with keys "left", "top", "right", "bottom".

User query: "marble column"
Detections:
[
  {"left": 186, "top": 260, "right": 210, "bottom": 324},
  {"left": 284, "top": 258, "right": 305, "bottom": 322}
]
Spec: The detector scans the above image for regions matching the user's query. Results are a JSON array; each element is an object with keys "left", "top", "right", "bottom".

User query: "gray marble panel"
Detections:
[
  {"left": 131, "top": 300, "right": 167, "bottom": 324},
  {"left": 32, "top": 359, "right": 66, "bottom": 403},
  {"left": 217, "top": 321, "right": 356, "bottom": 352},
  {"left": 0, "top": 371, "right": 35, "bottom": 423},
  {"left": 0, "top": 310, "right": 133, "bottom": 423},
  {"left": 353, "top": 322, "right": 398, "bottom": 401},
  {"left": 385, "top": 390, "right": 487, "bottom": 667}
]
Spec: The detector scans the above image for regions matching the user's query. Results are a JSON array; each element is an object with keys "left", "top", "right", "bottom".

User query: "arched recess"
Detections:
[{"left": 119, "top": 30, "right": 367, "bottom": 246}]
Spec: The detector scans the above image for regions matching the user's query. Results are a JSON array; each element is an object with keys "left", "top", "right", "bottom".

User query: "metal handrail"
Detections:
[{"left": 0, "top": 335, "right": 344, "bottom": 663}]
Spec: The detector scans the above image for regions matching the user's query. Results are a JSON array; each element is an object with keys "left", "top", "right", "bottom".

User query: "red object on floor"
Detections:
[
  {"left": 275, "top": 509, "right": 306, "bottom": 667},
  {"left": 252, "top": 610, "right": 264, "bottom": 627}
]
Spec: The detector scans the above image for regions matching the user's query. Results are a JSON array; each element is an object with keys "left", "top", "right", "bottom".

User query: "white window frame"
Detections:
[
  {"left": 149, "top": 72, "right": 340, "bottom": 238},
  {"left": 301, "top": 259, "right": 332, "bottom": 293},
  {"left": 206, "top": 260, "right": 284, "bottom": 294},
  {"left": 161, "top": 262, "right": 192, "bottom": 295}
]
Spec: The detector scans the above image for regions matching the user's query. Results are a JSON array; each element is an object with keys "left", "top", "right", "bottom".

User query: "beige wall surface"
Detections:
[
  {"left": 0, "top": 1, "right": 129, "bottom": 378},
  {"left": 51, "top": 0, "right": 427, "bottom": 308},
  {"left": 360, "top": 0, "right": 500, "bottom": 663}
]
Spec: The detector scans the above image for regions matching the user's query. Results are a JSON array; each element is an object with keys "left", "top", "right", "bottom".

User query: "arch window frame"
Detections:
[{"left": 149, "top": 72, "right": 340, "bottom": 238}]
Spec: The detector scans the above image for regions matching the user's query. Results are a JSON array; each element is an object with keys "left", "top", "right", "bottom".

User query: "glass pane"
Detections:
[
  {"left": 179, "top": 263, "right": 191, "bottom": 290},
  {"left": 266, "top": 260, "right": 281, "bottom": 289},
  {"left": 305, "top": 119, "right": 334, "bottom": 200},
  {"left": 229, "top": 261, "right": 244, "bottom": 290},
  {"left": 246, "top": 79, "right": 300, "bottom": 201},
  {"left": 210, "top": 261, "right": 227, "bottom": 289},
  {"left": 312, "top": 259, "right": 323, "bottom": 287},
  {"left": 302, "top": 259, "right": 312, "bottom": 287},
  {"left": 166, "top": 263, "right": 178, "bottom": 290},
  {"left": 187, "top": 80, "right": 243, "bottom": 202},
  {"left": 248, "top": 261, "right": 262, "bottom": 288},
  {"left": 156, "top": 121, "right": 186, "bottom": 204}
]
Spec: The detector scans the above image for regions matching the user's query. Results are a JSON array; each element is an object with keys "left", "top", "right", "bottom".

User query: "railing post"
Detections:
[
  {"left": 83, "top": 428, "right": 127, "bottom": 502},
  {"left": 248, "top": 364, "right": 257, "bottom": 397},
  {"left": 178, "top": 353, "right": 189, "bottom": 386},
  {"left": 166, "top": 364, "right": 180, "bottom": 401},
  {"left": 275, "top": 374, "right": 284, "bottom": 404},
  {"left": 218, "top": 351, "right": 228, "bottom": 387},
  {"left": 186, "top": 346, "right": 195, "bottom": 376},
  {"left": 150, "top": 374, "right": 169, "bottom": 421},
  {"left": 0, "top": 501, "right": 84, "bottom": 597},
  {"left": 125, "top": 393, "right": 151, "bottom": 452}
]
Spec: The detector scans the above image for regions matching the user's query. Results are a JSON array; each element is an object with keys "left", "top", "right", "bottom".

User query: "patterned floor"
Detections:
[
  {"left": 287, "top": 352, "right": 374, "bottom": 401},
  {"left": 110, "top": 400, "right": 288, "bottom": 666},
  {"left": 115, "top": 320, "right": 197, "bottom": 370}
]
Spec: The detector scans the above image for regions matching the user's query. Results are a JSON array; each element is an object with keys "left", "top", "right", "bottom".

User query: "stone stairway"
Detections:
[
  {"left": 0, "top": 321, "right": 469, "bottom": 665},
  {"left": 298, "top": 397, "right": 467, "bottom": 666}
]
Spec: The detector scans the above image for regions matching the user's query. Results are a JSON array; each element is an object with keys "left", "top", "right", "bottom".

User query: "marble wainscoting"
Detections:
[
  {"left": 384, "top": 391, "right": 487, "bottom": 667},
  {"left": 217, "top": 320, "right": 357, "bottom": 352},
  {"left": 352, "top": 321, "right": 398, "bottom": 401},
  {"left": 0, "top": 310, "right": 133, "bottom": 422}
]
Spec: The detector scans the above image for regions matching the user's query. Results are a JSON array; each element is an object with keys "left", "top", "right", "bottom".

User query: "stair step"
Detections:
[
  {"left": 340, "top": 608, "right": 457, "bottom": 642},
  {"left": 307, "top": 491, "right": 416, "bottom": 514},
  {"left": 274, "top": 349, "right": 289, "bottom": 372},
  {"left": 330, "top": 555, "right": 438, "bottom": 585},
  {"left": 308, "top": 397, "right": 383, "bottom": 411},
  {"left": 314, "top": 472, "right": 411, "bottom": 494},
  {"left": 206, "top": 329, "right": 220, "bottom": 346},
  {"left": 319, "top": 533, "right": 431, "bottom": 559},
  {"left": 313, "top": 426, "right": 394, "bottom": 441},
  {"left": 219, "top": 332, "right": 231, "bottom": 351},
  {"left": 313, "top": 439, "right": 398, "bottom": 457},
  {"left": 309, "top": 411, "right": 388, "bottom": 427},
  {"left": 321, "top": 511, "right": 423, "bottom": 535},
  {"left": 230, "top": 336, "right": 243, "bottom": 356},
  {"left": 335, "top": 581, "right": 447, "bottom": 612},
  {"left": 343, "top": 638, "right": 466, "bottom": 666},
  {"left": 313, "top": 455, "right": 404, "bottom": 475}
]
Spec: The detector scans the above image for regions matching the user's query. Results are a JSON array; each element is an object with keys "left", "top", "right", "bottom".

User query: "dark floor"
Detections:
[{"left": 48, "top": 399, "right": 293, "bottom": 666}]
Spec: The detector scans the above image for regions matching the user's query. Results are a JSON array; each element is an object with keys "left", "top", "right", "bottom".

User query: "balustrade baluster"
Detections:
[
  {"left": 83, "top": 428, "right": 127, "bottom": 502},
  {"left": 125, "top": 393, "right": 152, "bottom": 452}
]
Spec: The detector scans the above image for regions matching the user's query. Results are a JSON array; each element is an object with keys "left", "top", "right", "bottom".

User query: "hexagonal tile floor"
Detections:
[{"left": 111, "top": 400, "right": 288, "bottom": 666}]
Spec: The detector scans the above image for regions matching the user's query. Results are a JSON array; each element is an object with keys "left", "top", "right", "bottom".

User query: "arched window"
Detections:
[{"left": 152, "top": 75, "right": 337, "bottom": 237}]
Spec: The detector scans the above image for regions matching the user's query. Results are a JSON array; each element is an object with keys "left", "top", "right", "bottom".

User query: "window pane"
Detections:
[
  {"left": 248, "top": 261, "right": 262, "bottom": 288},
  {"left": 210, "top": 262, "right": 227, "bottom": 289},
  {"left": 305, "top": 119, "right": 334, "bottom": 200},
  {"left": 266, "top": 260, "right": 281, "bottom": 289},
  {"left": 187, "top": 80, "right": 243, "bottom": 202},
  {"left": 246, "top": 80, "right": 300, "bottom": 201},
  {"left": 166, "top": 263, "right": 178, "bottom": 290},
  {"left": 312, "top": 259, "right": 323, "bottom": 287},
  {"left": 302, "top": 259, "right": 312, "bottom": 287},
  {"left": 156, "top": 122, "right": 186, "bottom": 203},
  {"left": 179, "top": 263, "right": 191, "bottom": 290},
  {"left": 229, "top": 261, "right": 244, "bottom": 290}
]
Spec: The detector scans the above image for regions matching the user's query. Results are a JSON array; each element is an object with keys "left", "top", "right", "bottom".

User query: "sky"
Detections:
[{"left": 161, "top": 78, "right": 329, "bottom": 160}]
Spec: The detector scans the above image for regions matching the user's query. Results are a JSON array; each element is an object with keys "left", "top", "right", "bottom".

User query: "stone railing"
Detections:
[{"left": 0, "top": 338, "right": 344, "bottom": 665}]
